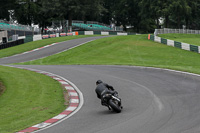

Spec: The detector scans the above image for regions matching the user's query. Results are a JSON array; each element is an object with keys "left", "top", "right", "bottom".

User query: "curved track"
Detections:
[{"left": 1, "top": 36, "right": 200, "bottom": 133}]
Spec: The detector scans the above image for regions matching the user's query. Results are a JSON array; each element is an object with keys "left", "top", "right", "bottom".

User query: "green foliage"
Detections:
[
  {"left": 0, "top": 0, "right": 15, "bottom": 21},
  {"left": 1, "top": 0, "right": 200, "bottom": 33}
]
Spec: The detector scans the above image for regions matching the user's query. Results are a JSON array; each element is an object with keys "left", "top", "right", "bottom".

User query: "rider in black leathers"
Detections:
[{"left": 95, "top": 80, "right": 118, "bottom": 110}]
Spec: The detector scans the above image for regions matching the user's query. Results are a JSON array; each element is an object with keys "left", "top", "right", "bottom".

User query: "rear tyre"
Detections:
[{"left": 108, "top": 99, "right": 121, "bottom": 113}]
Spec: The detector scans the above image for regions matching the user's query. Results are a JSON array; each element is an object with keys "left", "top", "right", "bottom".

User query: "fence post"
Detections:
[{"left": 154, "top": 29, "right": 158, "bottom": 36}]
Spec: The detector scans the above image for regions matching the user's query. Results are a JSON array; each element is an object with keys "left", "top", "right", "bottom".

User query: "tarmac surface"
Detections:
[{"left": 1, "top": 36, "right": 200, "bottom": 133}]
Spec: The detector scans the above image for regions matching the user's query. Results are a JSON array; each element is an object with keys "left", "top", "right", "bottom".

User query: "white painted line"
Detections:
[
  {"left": 59, "top": 81, "right": 69, "bottom": 85},
  {"left": 65, "top": 86, "right": 74, "bottom": 90},
  {"left": 69, "top": 92, "right": 78, "bottom": 96},
  {"left": 70, "top": 99, "right": 79, "bottom": 103},
  {"left": 33, "top": 123, "right": 51, "bottom": 128},
  {"left": 53, "top": 77, "right": 61, "bottom": 80},
  {"left": 66, "top": 106, "right": 77, "bottom": 111},
  {"left": 52, "top": 114, "right": 67, "bottom": 119}
]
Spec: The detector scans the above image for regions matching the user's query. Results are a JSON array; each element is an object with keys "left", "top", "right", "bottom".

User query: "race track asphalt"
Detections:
[
  {"left": 0, "top": 36, "right": 108, "bottom": 64},
  {"left": 1, "top": 36, "right": 200, "bottom": 133}
]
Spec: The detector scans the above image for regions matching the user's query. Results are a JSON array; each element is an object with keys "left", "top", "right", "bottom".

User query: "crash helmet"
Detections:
[{"left": 96, "top": 80, "right": 103, "bottom": 85}]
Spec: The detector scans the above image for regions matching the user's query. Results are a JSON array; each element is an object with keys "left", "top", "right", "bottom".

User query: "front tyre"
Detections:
[{"left": 108, "top": 99, "right": 121, "bottom": 113}]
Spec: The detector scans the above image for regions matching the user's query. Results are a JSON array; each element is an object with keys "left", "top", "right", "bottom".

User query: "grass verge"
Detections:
[
  {"left": 158, "top": 33, "right": 200, "bottom": 46},
  {"left": 0, "top": 81, "right": 6, "bottom": 96},
  {"left": 18, "top": 35, "right": 200, "bottom": 74},
  {"left": 0, "top": 65, "right": 66, "bottom": 133},
  {"left": 0, "top": 35, "right": 99, "bottom": 58}
]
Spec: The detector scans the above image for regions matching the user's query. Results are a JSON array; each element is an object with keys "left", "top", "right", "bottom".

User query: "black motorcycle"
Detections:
[{"left": 101, "top": 93, "right": 123, "bottom": 113}]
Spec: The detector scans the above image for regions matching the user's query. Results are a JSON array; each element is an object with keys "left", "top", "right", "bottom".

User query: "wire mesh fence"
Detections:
[{"left": 154, "top": 28, "right": 200, "bottom": 35}]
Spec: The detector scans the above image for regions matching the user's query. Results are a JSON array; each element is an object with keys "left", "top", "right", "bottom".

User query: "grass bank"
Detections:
[
  {"left": 18, "top": 35, "right": 200, "bottom": 74},
  {"left": 0, "top": 65, "right": 66, "bottom": 133},
  {"left": 0, "top": 81, "right": 6, "bottom": 96},
  {"left": 0, "top": 35, "right": 98, "bottom": 58},
  {"left": 158, "top": 33, "right": 200, "bottom": 46}
]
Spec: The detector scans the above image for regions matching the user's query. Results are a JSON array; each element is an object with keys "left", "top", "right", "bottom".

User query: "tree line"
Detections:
[{"left": 0, "top": 0, "right": 200, "bottom": 33}]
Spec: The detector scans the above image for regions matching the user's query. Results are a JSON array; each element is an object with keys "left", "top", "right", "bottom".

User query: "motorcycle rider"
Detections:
[{"left": 95, "top": 80, "right": 119, "bottom": 110}]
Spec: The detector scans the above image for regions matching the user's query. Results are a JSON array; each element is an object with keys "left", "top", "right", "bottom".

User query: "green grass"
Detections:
[
  {"left": 0, "top": 65, "right": 66, "bottom": 133},
  {"left": 0, "top": 35, "right": 98, "bottom": 58},
  {"left": 18, "top": 35, "right": 200, "bottom": 74},
  {"left": 158, "top": 33, "right": 200, "bottom": 46}
]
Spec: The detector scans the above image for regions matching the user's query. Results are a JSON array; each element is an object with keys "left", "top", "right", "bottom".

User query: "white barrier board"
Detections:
[
  {"left": 84, "top": 31, "right": 94, "bottom": 35},
  {"left": 101, "top": 32, "right": 109, "bottom": 35},
  {"left": 33, "top": 35, "right": 42, "bottom": 41},
  {"left": 117, "top": 33, "right": 128, "bottom": 35},
  {"left": 167, "top": 39, "right": 174, "bottom": 47},
  {"left": 154, "top": 36, "right": 161, "bottom": 43},
  {"left": 181, "top": 43, "right": 190, "bottom": 51}
]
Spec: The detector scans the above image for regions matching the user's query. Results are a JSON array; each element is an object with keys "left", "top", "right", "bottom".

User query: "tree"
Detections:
[
  {"left": 14, "top": 0, "right": 38, "bottom": 25},
  {"left": 139, "top": 0, "right": 157, "bottom": 33},
  {"left": 0, "top": 0, "right": 15, "bottom": 21},
  {"left": 35, "top": 0, "right": 60, "bottom": 33},
  {"left": 169, "top": 0, "right": 191, "bottom": 28},
  {"left": 58, "top": 0, "right": 105, "bottom": 29},
  {"left": 185, "top": 0, "right": 200, "bottom": 29}
]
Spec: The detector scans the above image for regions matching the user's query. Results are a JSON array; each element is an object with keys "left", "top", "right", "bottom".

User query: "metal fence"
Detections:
[{"left": 154, "top": 28, "right": 200, "bottom": 36}]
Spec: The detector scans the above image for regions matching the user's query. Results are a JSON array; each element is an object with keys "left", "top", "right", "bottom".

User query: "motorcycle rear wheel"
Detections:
[{"left": 108, "top": 99, "right": 121, "bottom": 113}]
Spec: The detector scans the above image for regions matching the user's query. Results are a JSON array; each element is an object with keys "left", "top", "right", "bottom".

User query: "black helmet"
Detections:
[{"left": 96, "top": 80, "right": 103, "bottom": 85}]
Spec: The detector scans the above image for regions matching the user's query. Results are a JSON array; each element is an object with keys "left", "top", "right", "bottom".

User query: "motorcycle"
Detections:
[{"left": 101, "top": 93, "right": 123, "bottom": 113}]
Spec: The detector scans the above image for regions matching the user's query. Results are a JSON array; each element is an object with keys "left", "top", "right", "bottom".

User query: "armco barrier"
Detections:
[
  {"left": 67, "top": 33, "right": 73, "bottom": 36},
  {"left": 148, "top": 34, "right": 200, "bottom": 54},
  {"left": 42, "top": 35, "right": 48, "bottom": 39},
  {"left": 50, "top": 34, "right": 56, "bottom": 38},
  {"left": 60, "top": 33, "right": 67, "bottom": 36}
]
